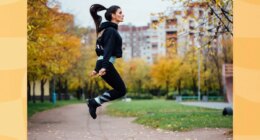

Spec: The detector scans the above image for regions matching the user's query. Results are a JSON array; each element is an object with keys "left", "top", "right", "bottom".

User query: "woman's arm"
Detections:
[{"left": 101, "top": 28, "right": 116, "bottom": 71}]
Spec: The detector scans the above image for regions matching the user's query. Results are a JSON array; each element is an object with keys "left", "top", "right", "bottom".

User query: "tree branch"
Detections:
[{"left": 207, "top": 3, "right": 233, "bottom": 36}]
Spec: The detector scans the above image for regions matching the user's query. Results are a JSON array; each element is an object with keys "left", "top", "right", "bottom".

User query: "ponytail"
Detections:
[
  {"left": 90, "top": 4, "right": 121, "bottom": 35},
  {"left": 90, "top": 4, "right": 107, "bottom": 35}
]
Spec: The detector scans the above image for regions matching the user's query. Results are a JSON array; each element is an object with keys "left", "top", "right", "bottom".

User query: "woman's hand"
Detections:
[
  {"left": 90, "top": 70, "right": 98, "bottom": 77},
  {"left": 98, "top": 68, "right": 106, "bottom": 76}
]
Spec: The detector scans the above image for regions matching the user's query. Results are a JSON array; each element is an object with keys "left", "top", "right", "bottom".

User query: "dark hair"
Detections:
[{"left": 90, "top": 4, "right": 120, "bottom": 35}]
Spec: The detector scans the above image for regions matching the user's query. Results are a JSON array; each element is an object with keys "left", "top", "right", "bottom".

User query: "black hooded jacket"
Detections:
[{"left": 96, "top": 21, "right": 123, "bottom": 70}]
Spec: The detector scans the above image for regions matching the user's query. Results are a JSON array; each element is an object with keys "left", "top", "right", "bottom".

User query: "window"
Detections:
[
  {"left": 152, "top": 44, "right": 158, "bottom": 49},
  {"left": 199, "top": 10, "right": 204, "bottom": 18}
]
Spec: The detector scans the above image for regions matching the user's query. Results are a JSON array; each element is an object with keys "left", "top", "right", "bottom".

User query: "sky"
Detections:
[{"left": 54, "top": 0, "right": 176, "bottom": 28}]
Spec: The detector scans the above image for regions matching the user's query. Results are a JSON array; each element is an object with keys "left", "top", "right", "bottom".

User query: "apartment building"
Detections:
[{"left": 118, "top": 1, "right": 231, "bottom": 64}]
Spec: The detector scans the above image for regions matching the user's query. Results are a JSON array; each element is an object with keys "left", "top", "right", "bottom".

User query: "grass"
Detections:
[
  {"left": 28, "top": 98, "right": 83, "bottom": 118},
  {"left": 106, "top": 99, "right": 232, "bottom": 131}
]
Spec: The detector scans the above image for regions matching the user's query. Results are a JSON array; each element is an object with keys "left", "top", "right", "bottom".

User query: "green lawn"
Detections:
[
  {"left": 106, "top": 100, "right": 232, "bottom": 131},
  {"left": 28, "top": 99, "right": 83, "bottom": 118}
]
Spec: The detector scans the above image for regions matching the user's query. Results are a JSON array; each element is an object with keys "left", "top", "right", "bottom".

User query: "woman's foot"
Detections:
[{"left": 87, "top": 98, "right": 101, "bottom": 119}]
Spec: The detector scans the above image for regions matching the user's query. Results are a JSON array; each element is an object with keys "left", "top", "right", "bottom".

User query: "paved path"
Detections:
[
  {"left": 28, "top": 103, "right": 232, "bottom": 140},
  {"left": 180, "top": 102, "right": 233, "bottom": 110}
]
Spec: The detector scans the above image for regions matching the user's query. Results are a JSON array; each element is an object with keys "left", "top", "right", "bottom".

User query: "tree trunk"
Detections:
[
  {"left": 94, "top": 79, "right": 100, "bottom": 97},
  {"left": 192, "top": 77, "right": 197, "bottom": 95},
  {"left": 208, "top": 78, "right": 213, "bottom": 95},
  {"left": 27, "top": 79, "right": 31, "bottom": 102},
  {"left": 166, "top": 79, "right": 169, "bottom": 96},
  {"left": 217, "top": 71, "right": 223, "bottom": 95},
  {"left": 157, "top": 85, "right": 161, "bottom": 97},
  {"left": 85, "top": 82, "right": 89, "bottom": 99},
  {"left": 177, "top": 79, "right": 182, "bottom": 95},
  {"left": 90, "top": 80, "right": 95, "bottom": 97},
  {"left": 49, "top": 78, "right": 53, "bottom": 102},
  {"left": 85, "top": 80, "right": 94, "bottom": 99},
  {"left": 212, "top": 54, "right": 224, "bottom": 95},
  {"left": 204, "top": 62, "right": 209, "bottom": 96},
  {"left": 138, "top": 80, "right": 142, "bottom": 94},
  {"left": 76, "top": 86, "right": 81, "bottom": 100},
  {"left": 64, "top": 79, "right": 69, "bottom": 100},
  {"left": 204, "top": 79, "right": 209, "bottom": 96},
  {"left": 57, "top": 77, "right": 62, "bottom": 100},
  {"left": 40, "top": 79, "right": 47, "bottom": 103},
  {"left": 32, "top": 80, "right": 36, "bottom": 103}
]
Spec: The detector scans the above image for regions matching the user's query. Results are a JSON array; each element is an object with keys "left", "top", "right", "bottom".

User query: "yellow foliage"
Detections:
[{"left": 28, "top": 0, "right": 81, "bottom": 81}]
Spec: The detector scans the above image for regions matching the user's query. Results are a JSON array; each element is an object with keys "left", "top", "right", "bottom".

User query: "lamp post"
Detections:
[{"left": 196, "top": 39, "right": 201, "bottom": 101}]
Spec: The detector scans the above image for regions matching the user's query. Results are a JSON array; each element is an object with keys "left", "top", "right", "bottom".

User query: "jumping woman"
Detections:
[{"left": 87, "top": 4, "right": 127, "bottom": 119}]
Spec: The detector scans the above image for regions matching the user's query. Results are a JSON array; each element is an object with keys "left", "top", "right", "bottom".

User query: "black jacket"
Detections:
[{"left": 96, "top": 21, "right": 122, "bottom": 70}]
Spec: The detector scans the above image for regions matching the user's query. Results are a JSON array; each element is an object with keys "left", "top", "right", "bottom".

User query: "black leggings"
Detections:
[{"left": 95, "top": 60, "right": 127, "bottom": 101}]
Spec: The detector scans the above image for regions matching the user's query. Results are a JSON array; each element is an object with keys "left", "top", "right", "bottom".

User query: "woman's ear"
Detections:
[{"left": 111, "top": 13, "right": 116, "bottom": 20}]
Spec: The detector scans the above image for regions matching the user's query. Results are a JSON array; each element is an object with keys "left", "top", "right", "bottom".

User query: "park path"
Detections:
[
  {"left": 181, "top": 102, "right": 233, "bottom": 110},
  {"left": 28, "top": 103, "right": 232, "bottom": 140}
]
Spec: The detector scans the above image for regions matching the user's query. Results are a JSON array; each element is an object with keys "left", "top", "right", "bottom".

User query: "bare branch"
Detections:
[{"left": 207, "top": 3, "right": 233, "bottom": 36}]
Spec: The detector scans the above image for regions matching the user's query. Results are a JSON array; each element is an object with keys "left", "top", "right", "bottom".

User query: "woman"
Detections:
[{"left": 87, "top": 4, "right": 126, "bottom": 119}]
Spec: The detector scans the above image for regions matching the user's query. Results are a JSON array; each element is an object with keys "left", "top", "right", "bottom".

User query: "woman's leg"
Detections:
[
  {"left": 94, "top": 62, "right": 127, "bottom": 105},
  {"left": 88, "top": 60, "right": 126, "bottom": 119}
]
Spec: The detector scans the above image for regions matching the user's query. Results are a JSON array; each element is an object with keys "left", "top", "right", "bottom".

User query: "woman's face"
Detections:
[{"left": 112, "top": 8, "right": 124, "bottom": 23}]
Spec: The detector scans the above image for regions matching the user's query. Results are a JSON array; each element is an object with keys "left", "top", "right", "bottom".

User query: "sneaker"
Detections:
[{"left": 86, "top": 98, "right": 101, "bottom": 119}]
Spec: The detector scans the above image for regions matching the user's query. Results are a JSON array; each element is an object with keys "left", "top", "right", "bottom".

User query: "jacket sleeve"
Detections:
[{"left": 101, "top": 28, "right": 116, "bottom": 70}]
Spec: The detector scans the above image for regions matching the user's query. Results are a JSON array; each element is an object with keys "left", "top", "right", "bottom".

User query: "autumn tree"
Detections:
[
  {"left": 149, "top": 0, "right": 233, "bottom": 97},
  {"left": 150, "top": 54, "right": 182, "bottom": 96},
  {"left": 122, "top": 58, "right": 151, "bottom": 95},
  {"left": 28, "top": 0, "right": 81, "bottom": 102}
]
